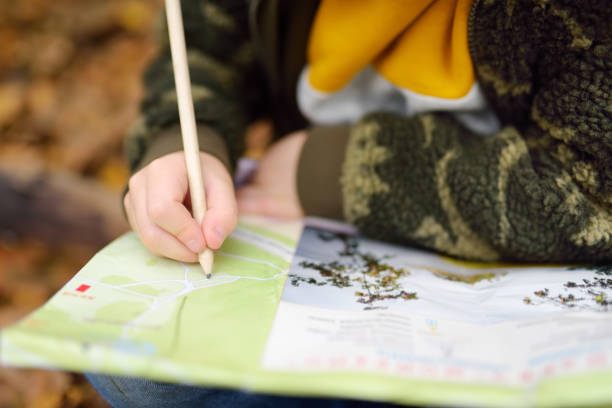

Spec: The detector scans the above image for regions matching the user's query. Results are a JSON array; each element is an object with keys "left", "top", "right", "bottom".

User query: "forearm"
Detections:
[{"left": 298, "top": 112, "right": 612, "bottom": 263}]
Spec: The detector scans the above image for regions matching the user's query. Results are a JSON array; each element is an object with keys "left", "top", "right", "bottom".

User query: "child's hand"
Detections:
[
  {"left": 124, "top": 151, "right": 237, "bottom": 262},
  {"left": 236, "top": 130, "right": 306, "bottom": 219}
]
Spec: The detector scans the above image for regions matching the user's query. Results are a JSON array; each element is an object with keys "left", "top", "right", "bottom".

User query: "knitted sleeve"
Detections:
[
  {"left": 340, "top": 0, "right": 611, "bottom": 262},
  {"left": 125, "top": 0, "right": 265, "bottom": 173}
]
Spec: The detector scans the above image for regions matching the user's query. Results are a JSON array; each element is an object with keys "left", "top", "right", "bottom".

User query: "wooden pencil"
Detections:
[{"left": 164, "top": 0, "right": 214, "bottom": 278}]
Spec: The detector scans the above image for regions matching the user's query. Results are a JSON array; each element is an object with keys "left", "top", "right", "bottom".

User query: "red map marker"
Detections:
[{"left": 76, "top": 284, "right": 91, "bottom": 293}]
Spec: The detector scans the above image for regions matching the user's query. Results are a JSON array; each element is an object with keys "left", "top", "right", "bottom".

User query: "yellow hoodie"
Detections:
[{"left": 297, "top": 0, "right": 499, "bottom": 135}]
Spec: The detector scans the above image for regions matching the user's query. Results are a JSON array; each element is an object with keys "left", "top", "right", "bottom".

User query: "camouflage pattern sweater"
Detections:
[{"left": 127, "top": 0, "right": 612, "bottom": 263}]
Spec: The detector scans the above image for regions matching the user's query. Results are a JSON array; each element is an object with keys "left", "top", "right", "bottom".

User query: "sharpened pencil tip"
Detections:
[{"left": 198, "top": 248, "right": 214, "bottom": 279}]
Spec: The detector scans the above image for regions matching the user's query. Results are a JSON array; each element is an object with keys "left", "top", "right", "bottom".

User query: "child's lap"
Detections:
[{"left": 85, "top": 373, "right": 398, "bottom": 408}]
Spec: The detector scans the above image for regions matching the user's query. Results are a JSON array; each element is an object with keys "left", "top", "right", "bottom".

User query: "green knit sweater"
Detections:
[{"left": 127, "top": 0, "right": 612, "bottom": 263}]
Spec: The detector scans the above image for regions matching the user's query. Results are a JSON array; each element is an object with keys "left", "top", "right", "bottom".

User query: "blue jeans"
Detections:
[{"left": 86, "top": 374, "right": 398, "bottom": 408}]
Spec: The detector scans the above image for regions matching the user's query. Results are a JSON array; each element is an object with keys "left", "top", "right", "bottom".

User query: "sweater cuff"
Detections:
[
  {"left": 297, "top": 125, "right": 350, "bottom": 220},
  {"left": 133, "top": 124, "right": 232, "bottom": 175}
]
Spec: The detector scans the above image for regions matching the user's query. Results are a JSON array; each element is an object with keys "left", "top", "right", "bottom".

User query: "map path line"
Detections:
[
  {"left": 79, "top": 279, "right": 159, "bottom": 301},
  {"left": 80, "top": 246, "right": 287, "bottom": 304},
  {"left": 194, "top": 271, "right": 287, "bottom": 283},
  {"left": 183, "top": 263, "right": 194, "bottom": 289},
  {"left": 215, "top": 251, "right": 286, "bottom": 272},
  {"left": 109, "top": 280, "right": 197, "bottom": 288},
  {"left": 231, "top": 227, "right": 294, "bottom": 262}
]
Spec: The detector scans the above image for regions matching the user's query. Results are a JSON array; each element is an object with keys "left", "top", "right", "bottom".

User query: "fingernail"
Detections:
[
  {"left": 213, "top": 226, "right": 226, "bottom": 247},
  {"left": 186, "top": 239, "right": 202, "bottom": 252}
]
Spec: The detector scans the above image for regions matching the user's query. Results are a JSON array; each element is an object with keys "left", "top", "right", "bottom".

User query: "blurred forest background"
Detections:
[{"left": 0, "top": 0, "right": 163, "bottom": 406}]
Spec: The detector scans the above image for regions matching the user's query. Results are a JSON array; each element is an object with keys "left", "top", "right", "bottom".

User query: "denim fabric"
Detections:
[{"left": 86, "top": 374, "right": 399, "bottom": 408}]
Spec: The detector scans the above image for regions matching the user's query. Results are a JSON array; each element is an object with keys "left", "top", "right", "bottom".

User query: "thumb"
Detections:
[
  {"left": 202, "top": 204, "right": 237, "bottom": 250},
  {"left": 200, "top": 156, "right": 238, "bottom": 250}
]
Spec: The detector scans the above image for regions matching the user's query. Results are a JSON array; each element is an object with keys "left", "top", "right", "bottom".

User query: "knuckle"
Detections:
[
  {"left": 149, "top": 155, "right": 174, "bottom": 173},
  {"left": 148, "top": 201, "right": 169, "bottom": 222},
  {"left": 127, "top": 176, "right": 138, "bottom": 192},
  {"left": 128, "top": 171, "right": 147, "bottom": 192},
  {"left": 148, "top": 157, "right": 163, "bottom": 172}
]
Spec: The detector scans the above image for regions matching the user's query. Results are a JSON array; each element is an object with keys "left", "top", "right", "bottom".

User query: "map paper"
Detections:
[{"left": 1, "top": 217, "right": 611, "bottom": 408}]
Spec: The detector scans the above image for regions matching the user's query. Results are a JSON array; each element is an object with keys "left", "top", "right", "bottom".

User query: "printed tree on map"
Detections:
[
  {"left": 523, "top": 264, "right": 611, "bottom": 311},
  {"left": 289, "top": 231, "right": 417, "bottom": 309}
]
